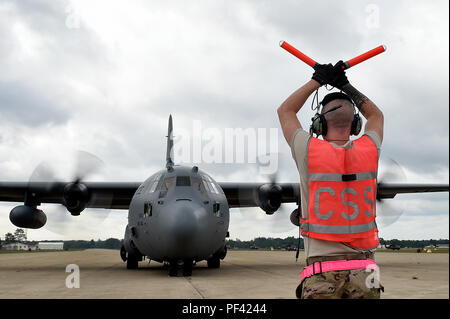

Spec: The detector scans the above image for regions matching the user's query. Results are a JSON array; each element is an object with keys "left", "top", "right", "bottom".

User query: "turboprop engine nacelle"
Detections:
[
  {"left": 257, "top": 184, "right": 282, "bottom": 215},
  {"left": 290, "top": 208, "right": 300, "bottom": 227},
  {"left": 63, "top": 182, "right": 90, "bottom": 216}
]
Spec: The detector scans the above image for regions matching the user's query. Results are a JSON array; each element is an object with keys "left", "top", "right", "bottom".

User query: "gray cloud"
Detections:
[{"left": 0, "top": 81, "right": 69, "bottom": 125}]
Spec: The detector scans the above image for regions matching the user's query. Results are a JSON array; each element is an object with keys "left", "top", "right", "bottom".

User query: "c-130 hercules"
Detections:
[{"left": 1, "top": 116, "right": 448, "bottom": 276}]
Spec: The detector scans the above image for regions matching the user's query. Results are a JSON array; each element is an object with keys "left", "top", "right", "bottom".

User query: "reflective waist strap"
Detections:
[
  {"left": 308, "top": 171, "right": 377, "bottom": 182},
  {"left": 299, "top": 259, "right": 377, "bottom": 283},
  {"left": 300, "top": 220, "right": 377, "bottom": 234}
]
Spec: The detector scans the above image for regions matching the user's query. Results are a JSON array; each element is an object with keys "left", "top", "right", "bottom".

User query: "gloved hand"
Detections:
[
  {"left": 311, "top": 63, "right": 333, "bottom": 86},
  {"left": 327, "top": 60, "right": 349, "bottom": 89}
]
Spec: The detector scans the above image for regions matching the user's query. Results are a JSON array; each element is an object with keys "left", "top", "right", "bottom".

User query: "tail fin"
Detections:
[{"left": 166, "top": 115, "right": 174, "bottom": 168}]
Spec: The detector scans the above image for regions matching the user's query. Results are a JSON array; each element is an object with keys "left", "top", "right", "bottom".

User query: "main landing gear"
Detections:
[
  {"left": 207, "top": 246, "right": 227, "bottom": 269},
  {"left": 126, "top": 252, "right": 141, "bottom": 269},
  {"left": 121, "top": 244, "right": 142, "bottom": 270},
  {"left": 207, "top": 256, "right": 220, "bottom": 268}
]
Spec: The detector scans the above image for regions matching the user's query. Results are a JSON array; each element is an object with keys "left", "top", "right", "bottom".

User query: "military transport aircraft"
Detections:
[{"left": 1, "top": 116, "right": 449, "bottom": 276}]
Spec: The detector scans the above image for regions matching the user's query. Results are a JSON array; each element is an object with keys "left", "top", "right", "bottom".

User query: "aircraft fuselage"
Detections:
[{"left": 123, "top": 165, "right": 229, "bottom": 267}]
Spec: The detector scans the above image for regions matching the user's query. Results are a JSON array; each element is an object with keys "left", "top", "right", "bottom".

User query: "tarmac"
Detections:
[{"left": 0, "top": 249, "right": 448, "bottom": 299}]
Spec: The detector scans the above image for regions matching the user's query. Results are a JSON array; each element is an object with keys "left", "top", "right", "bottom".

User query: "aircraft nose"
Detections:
[
  {"left": 155, "top": 199, "right": 210, "bottom": 258},
  {"left": 172, "top": 200, "right": 199, "bottom": 241}
]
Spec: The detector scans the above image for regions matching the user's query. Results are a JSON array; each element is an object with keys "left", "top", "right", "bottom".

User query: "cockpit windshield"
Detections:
[
  {"left": 162, "top": 176, "right": 176, "bottom": 190},
  {"left": 159, "top": 176, "right": 175, "bottom": 198},
  {"left": 148, "top": 173, "right": 163, "bottom": 193},
  {"left": 201, "top": 174, "right": 222, "bottom": 194},
  {"left": 154, "top": 173, "right": 222, "bottom": 196},
  {"left": 176, "top": 176, "right": 191, "bottom": 186}
]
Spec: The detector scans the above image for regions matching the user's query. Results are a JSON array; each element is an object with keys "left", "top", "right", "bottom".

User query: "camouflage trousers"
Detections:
[{"left": 296, "top": 269, "right": 384, "bottom": 299}]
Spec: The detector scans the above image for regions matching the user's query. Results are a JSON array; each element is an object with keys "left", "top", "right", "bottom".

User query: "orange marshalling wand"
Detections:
[{"left": 280, "top": 41, "right": 386, "bottom": 70}]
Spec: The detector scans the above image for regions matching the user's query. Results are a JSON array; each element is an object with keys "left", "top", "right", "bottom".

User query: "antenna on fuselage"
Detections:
[{"left": 166, "top": 114, "right": 174, "bottom": 169}]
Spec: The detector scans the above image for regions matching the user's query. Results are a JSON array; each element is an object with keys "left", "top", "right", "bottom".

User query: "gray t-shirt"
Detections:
[{"left": 290, "top": 129, "right": 382, "bottom": 259}]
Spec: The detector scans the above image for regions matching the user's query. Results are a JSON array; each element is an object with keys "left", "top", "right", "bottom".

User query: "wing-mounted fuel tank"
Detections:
[
  {"left": 9, "top": 191, "right": 47, "bottom": 229},
  {"left": 9, "top": 205, "right": 47, "bottom": 229}
]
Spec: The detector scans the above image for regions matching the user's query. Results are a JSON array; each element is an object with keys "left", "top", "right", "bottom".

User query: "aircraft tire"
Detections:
[
  {"left": 182, "top": 259, "right": 193, "bottom": 277},
  {"left": 169, "top": 262, "right": 178, "bottom": 277},
  {"left": 126, "top": 253, "right": 139, "bottom": 269},
  {"left": 207, "top": 257, "right": 220, "bottom": 269},
  {"left": 219, "top": 246, "right": 227, "bottom": 260}
]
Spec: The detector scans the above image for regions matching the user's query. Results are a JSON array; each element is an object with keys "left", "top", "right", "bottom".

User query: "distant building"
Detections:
[
  {"left": 38, "top": 242, "right": 64, "bottom": 250},
  {"left": 2, "top": 242, "right": 29, "bottom": 251}
]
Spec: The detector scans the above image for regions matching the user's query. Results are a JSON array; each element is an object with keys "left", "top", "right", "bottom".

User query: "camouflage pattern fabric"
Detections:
[{"left": 296, "top": 268, "right": 383, "bottom": 299}]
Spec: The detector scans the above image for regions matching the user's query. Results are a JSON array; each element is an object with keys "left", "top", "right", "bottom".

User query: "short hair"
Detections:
[
  {"left": 321, "top": 92, "right": 353, "bottom": 106},
  {"left": 321, "top": 93, "right": 355, "bottom": 130}
]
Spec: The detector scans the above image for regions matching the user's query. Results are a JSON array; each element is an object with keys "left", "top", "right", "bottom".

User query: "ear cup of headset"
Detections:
[
  {"left": 321, "top": 115, "right": 327, "bottom": 136},
  {"left": 310, "top": 114, "right": 320, "bottom": 136},
  {"left": 350, "top": 113, "right": 362, "bottom": 136},
  {"left": 311, "top": 113, "right": 327, "bottom": 136}
]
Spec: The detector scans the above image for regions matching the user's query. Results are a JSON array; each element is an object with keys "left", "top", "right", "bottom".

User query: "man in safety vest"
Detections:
[{"left": 277, "top": 61, "right": 384, "bottom": 299}]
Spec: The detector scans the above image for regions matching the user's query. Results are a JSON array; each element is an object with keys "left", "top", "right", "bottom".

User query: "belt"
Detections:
[
  {"left": 299, "top": 259, "right": 377, "bottom": 284},
  {"left": 306, "top": 252, "right": 375, "bottom": 265}
]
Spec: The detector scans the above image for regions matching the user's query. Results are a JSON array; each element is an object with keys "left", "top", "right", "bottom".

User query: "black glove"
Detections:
[
  {"left": 311, "top": 63, "right": 333, "bottom": 86},
  {"left": 327, "top": 60, "right": 349, "bottom": 89}
]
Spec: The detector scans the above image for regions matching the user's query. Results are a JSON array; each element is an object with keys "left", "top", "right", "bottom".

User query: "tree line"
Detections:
[
  {"left": 63, "top": 238, "right": 123, "bottom": 250},
  {"left": 227, "top": 237, "right": 303, "bottom": 249},
  {"left": 379, "top": 238, "right": 449, "bottom": 248},
  {"left": 0, "top": 228, "right": 122, "bottom": 250},
  {"left": 225, "top": 237, "right": 449, "bottom": 249},
  {"left": 1, "top": 229, "right": 448, "bottom": 250},
  {"left": 1, "top": 229, "right": 27, "bottom": 245}
]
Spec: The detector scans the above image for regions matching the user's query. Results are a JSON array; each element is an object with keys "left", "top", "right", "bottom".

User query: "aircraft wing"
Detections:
[
  {"left": 218, "top": 181, "right": 449, "bottom": 212},
  {"left": 1, "top": 181, "right": 448, "bottom": 212},
  {"left": 0, "top": 181, "right": 141, "bottom": 209},
  {"left": 376, "top": 183, "right": 449, "bottom": 199},
  {"left": 219, "top": 182, "right": 299, "bottom": 208}
]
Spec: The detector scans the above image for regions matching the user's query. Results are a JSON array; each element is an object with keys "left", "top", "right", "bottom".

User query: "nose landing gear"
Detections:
[
  {"left": 168, "top": 261, "right": 178, "bottom": 277},
  {"left": 182, "top": 259, "right": 193, "bottom": 277},
  {"left": 168, "top": 259, "right": 194, "bottom": 277}
]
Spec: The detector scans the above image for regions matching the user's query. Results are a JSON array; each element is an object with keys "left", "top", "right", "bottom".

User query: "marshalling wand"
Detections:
[{"left": 279, "top": 41, "right": 386, "bottom": 69}]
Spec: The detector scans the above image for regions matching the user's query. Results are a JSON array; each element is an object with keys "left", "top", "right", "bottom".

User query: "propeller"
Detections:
[
  {"left": 376, "top": 158, "right": 407, "bottom": 227},
  {"left": 229, "top": 152, "right": 297, "bottom": 234},
  {"left": 28, "top": 151, "right": 113, "bottom": 237},
  {"left": 263, "top": 170, "right": 297, "bottom": 234}
]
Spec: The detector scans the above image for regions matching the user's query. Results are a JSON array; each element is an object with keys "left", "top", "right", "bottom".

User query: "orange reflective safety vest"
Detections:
[{"left": 300, "top": 135, "right": 379, "bottom": 249}]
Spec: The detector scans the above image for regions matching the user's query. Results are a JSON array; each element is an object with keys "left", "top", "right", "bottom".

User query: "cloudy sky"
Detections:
[{"left": 0, "top": 0, "right": 448, "bottom": 241}]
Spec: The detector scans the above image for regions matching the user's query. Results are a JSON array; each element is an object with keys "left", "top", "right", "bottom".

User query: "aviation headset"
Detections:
[{"left": 310, "top": 92, "right": 362, "bottom": 137}]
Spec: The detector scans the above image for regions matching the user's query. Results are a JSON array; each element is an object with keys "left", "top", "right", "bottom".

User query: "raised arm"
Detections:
[
  {"left": 277, "top": 64, "right": 333, "bottom": 144},
  {"left": 327, "top": 61, "right": 384, "bottom": 142},
  {"left": 277, "top": 80, "right": 320, "bottom": 144},
  {"left": 341, "top": 83, "right": 384, "bottom": 142}
]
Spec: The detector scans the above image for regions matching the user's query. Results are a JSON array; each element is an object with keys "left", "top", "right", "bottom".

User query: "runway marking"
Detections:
[
  {"left": 223, "top": 261, "right": 295, "bottom": 279},
  {"left": 185, "top": 277, "right": 206, "bottom": 299}
]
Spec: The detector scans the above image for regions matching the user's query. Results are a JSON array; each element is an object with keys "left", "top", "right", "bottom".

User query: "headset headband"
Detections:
[
  {"left": 310, "top": 91, "right": 362, "bottom": 137},
  {"left": 320, "top": 92, "right": 353, "bottom": 109}
]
